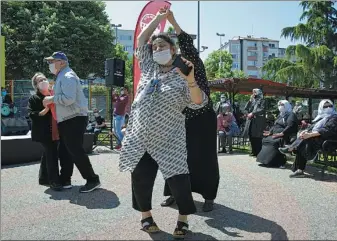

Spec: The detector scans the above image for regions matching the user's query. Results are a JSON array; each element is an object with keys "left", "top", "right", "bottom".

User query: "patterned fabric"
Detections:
[
  {"left": 177, "top": 31, "right": 213, "bottom": 120},
  {"left": 119, "top": 44, "right": 208, "bottom": 180}
]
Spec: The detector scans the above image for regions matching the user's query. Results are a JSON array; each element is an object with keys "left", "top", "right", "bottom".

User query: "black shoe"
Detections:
[
  {"left": 279, "top": 147, "right": 292, "bottom": 156},
  {"left": 161, "top": 196, "right": 176, "bottom": 207},
  {"left": 62, "top": 181, "right": 73, "bottom": 189},
  {"left": 249, "top": 153, "right": 256, "bottom": 157},
  {"left": 79, "top": 180, "right": 101, "bottom": 193},
  {"left": 39, "top": 179, "right": 49, "bottom": 186},
  {"left": 50, "top": 182, "right": 63, "bottom": 191},
  {"left": 202, "top": 200, "right": 214, "bottom": 212},
  {"left": 218, "top": 148, "right": 227, "bottom": 153},
  {"left": 228, "top": 149, "right": 233, "bottom": 154}
]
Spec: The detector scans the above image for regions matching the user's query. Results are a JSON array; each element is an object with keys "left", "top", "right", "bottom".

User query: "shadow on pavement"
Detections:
[
  {"left": 193, "top": 201, "right": 288, "bottom": 241},
  {"left": 169, "top": 201, "right": 288, "bottom": 240},
  {"left": 146, "top": 229, "right": 217, "bottom": 240},
  {"left": 44, "top": 186, "right": 120, "bottom": 209}
]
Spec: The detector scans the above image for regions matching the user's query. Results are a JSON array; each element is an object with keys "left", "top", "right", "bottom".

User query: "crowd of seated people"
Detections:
[{"left": 215, "top": 96, "right": 337, "bottom": 179}]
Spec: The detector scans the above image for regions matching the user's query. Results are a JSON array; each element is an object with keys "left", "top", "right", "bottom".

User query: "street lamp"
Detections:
[
  {"left": 197, "top": 1, "right": 200, "bottom": 54},
  {"left": 111, "top": 23, "right": 122, "bottom": 45},
  {"left": 199, "top": 46, "right": 208, "bottom": 53},
  {"left": 216, "top": 33, "right": 225, "bottom": 70}
]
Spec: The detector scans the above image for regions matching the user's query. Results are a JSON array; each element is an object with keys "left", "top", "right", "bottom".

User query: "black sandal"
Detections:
[
  {"left": 173, "top": 221, "right": 189, "bottom": 239},
  {"left": 141, "top": 217, "right": 160, "bottom": 233}
]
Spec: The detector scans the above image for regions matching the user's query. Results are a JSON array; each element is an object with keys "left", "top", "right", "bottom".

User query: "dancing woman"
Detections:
[
  {"left": 161, "top": 9, "right": 220, "bottom": 213},
  {"left": 119, "top": 7, "right": 208, "bottom": 238}
]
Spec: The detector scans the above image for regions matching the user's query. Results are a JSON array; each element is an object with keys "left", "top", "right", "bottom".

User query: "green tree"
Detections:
[
  {"left": 263, "top": 1, "right": 337, "bottom": 88},
  {"left": 1, "top": 1, "right": 114, "bottom": 79},
  {"left": 204, "top": 49, "right": 246, "bottom": 103}
]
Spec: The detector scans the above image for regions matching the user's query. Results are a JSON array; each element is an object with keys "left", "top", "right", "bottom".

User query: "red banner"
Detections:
[{"left": 132, "top": 1, "right": 171, "bottom": 98}]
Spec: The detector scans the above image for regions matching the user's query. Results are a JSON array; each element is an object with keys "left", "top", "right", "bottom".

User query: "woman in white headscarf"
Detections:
[
  {"left": 257, "top": 100, "right": 298, "bottom": 168},
  {"left": 279, "top": 99, "right": 337, "bottom": 177}
]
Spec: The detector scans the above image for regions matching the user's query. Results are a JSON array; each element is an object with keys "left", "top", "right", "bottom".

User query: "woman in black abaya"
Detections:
[
  {"left": 256, "top": 100, "right": 298, "bottom": 168},
  {"left": 160, "top": 10, "right": 219, "bottom": 212},
  {"left": 243, "top": 89, "right": 266, "bottom": 156}
]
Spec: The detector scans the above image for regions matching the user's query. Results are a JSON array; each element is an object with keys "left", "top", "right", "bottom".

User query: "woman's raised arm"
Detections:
[
  {"left": 137, "top": 7, "right": 169, "bottom": 46},
  {"left": 167, "top": 10, "right": 199, "bottom": 60}
]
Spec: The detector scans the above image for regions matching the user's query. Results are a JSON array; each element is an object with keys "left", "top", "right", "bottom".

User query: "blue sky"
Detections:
[{"left": 105, "top": 1, "right": 304, "bottom": 60}]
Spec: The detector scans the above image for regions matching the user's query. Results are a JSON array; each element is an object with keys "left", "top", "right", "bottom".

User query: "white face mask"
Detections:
[
  {"left": 94, "top": 113, "right": 99, "bottom": 117},
  {"left": 153, "top": 49, "right": 172, "bottom": 65},
  {"left": 278, "top": 106, "right": 285, "bottom": 113},
  {"left": 38, "top": 81, "right": 49, "bottom": 92},
  {"left": 49, "top": 63, "right": 57, "bottom": 75},
  {"left": 120, "top": 90, "right": 125, "bottom": 95},
  {"left": 323, "top": 107, "right": 333, "bottom": 115},
  {"left": 220, "top": 98, "right": 226, "bottom": 102}
]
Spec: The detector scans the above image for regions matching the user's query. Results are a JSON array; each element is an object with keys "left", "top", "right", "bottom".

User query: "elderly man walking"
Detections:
[{"left": 43, "top": 51, "right": 101, "bottom": 193}]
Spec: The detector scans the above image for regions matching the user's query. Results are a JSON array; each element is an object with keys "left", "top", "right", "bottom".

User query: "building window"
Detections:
[
  {"left": 232, "top": 63, "right": 239, "bottom": 69},
  {"left": 247, "top": 41, "right": 257, "bottom": 47},
  {"left": 124, "top": 46, "right": 133, "bottom": 52},
  {"left": 231, "top": 44, "right": 240, "bottom": 52},
  {"left": 247, "top": 70, "right": 258, "bottom": 76},
  {"left": 269, "top": 43, "right": 275, "bottom": 48},
  {"left": 232, "top": 54, "right": 237, "bottom": 60},
  {"left": 248, "top": 51, "right": 257, "bottom": 57},
  {"left": 119, "top": 35, "right": 132, "bottom": 41},
  {"left": 247, "top": 61, "right": 257, "bottom": 66}
]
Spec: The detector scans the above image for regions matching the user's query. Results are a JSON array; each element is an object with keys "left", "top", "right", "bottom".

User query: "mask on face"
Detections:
[
  {"left": 323, "top": 107, "right": 333, "bottom": 115},
  {"left": 94, "top": 113, "right": 99, "bottom": 117},
  {"left": 220, "top": 98, "right": 226, "bottom": 102},
  {"left": 49, "top": 63, "right": 57, "bottom": 75},
  {"left": 278, "top": 106, "right": 285, "bottom": 113},
  {"left": 38, "top": 81, "right": 49, "bottom": 92},
  {"left": 120, "top": 90, "right": 125, "bottom": 95},
  {"left": 153, "top": 49, "right": 172, "bottom": 65},
  {"left": 2, "top": 90, "right": 7, "bottom": 96}
]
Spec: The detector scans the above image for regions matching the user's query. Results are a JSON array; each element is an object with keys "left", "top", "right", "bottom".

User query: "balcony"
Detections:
[
  {"left": 247, "top": 56, "right": 257, "bottom": 61},
  {"left": 247, "top": 66, "right": 258, "bottom": 70},
  {"left": 247, "top": 46, "right": 257, "bottom": 51}
]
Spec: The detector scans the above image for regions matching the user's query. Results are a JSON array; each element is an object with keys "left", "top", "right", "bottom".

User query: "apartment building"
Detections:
[
  {"left": 113, "top": 28, "right": 197, "bottom": 58},
  {"left": 223, "top": 36, "right": 286, "bottom": 78},
  {"left": 115, "top": 29, "right": 135, "bottom": 58}
]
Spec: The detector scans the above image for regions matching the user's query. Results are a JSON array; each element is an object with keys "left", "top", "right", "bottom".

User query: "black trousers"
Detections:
[
  {"left": 132, "top": 152, "right": 196, "bottom": 215},
  {"left": 293, "top": 140, "right": 308, "bottom": 171},
  {"left": 249, "top": 136, "right": 262, "bottom": 156},
  {"left": 39, "top": 141, "right": 74, "bottom": 184},
  {"left": 58, "top": 116, "right": 99, "bottom": 183},
  {"left": 39, "top": 141, "right": 60, "bottom": 184}
]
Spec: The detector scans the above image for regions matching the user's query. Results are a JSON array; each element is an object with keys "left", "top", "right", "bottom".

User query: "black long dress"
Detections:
[
  {"left": 257, "top": 112, "right": 298, "bottom": 167},
  {"left": 163, "top": 31, "right": 219, "bottom": 200},
  {"left": 243, "top": 97, "right": 266, "bottom": 155}
]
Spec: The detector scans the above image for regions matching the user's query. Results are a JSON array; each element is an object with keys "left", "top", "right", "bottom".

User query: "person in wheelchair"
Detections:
[
  {"left": 256, "top": 100, "right": 298, "bottom": 168},
  {"left": 87, "top": 108, "right": 106, "bottom": 145},
  {"left": 278, "top": 99, "right": 337, "bottom": 177},
  {"left": 217, "top": 103, "right": 240, "bottom": 154}
]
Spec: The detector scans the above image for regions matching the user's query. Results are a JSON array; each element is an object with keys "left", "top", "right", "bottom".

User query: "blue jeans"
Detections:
[{"left": 113, "top": 115, "right": 125, "bottom": 145}]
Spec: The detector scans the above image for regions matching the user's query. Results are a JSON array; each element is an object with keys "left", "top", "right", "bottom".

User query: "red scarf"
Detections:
[{"left": 46, "top": 90, "right": 59, "bottom": 141}]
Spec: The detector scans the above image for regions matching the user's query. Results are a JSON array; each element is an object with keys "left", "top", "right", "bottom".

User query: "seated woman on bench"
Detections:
[
  {"left": 217, "top": 103, "right": 240, "bottom": 154},
  {"left": 279, "top": 99, "right": 337, "bottom": 178},
  {"left": 256, "top": 100, "right": 298, "bottom": 168}
]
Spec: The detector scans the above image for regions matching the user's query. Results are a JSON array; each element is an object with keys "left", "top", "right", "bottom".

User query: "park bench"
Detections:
[{"left": 314, "top": 140, "right": 337, "bottom": 178}]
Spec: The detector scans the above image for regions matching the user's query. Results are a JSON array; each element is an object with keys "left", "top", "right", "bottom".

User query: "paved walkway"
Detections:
[{"left": 1, "top": 150, "right": 337, "bottom": 240}]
